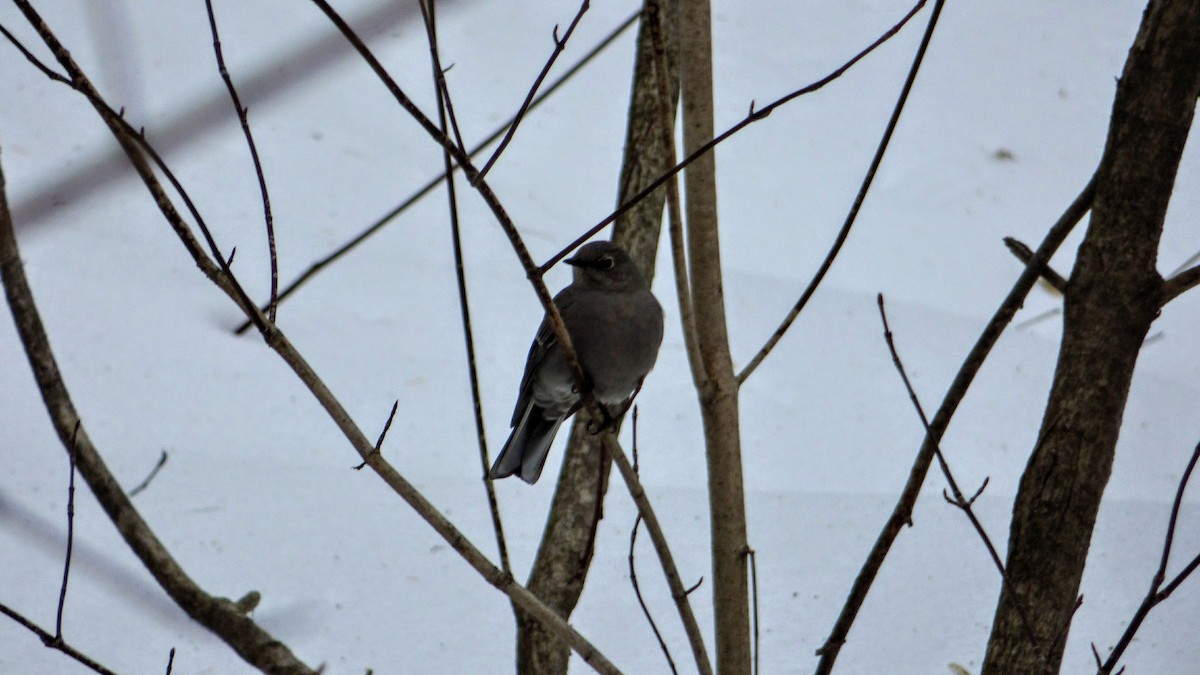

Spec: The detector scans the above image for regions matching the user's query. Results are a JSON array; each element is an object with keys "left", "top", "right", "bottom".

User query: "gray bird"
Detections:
[{"left": 489, "top": 240, "right": 664, "bottom": 484}]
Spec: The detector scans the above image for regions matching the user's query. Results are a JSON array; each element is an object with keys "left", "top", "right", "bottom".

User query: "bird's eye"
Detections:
[{"left": 598, "top": 256, "right": 615, "bottom": 270}]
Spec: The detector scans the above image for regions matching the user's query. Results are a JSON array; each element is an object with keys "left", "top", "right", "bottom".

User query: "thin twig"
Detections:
[
  {"left": 306, "top": 0, "right": 592, "bottom": 408},
  {"left": 746, "top": 546, "right": 760, "bottom": 675},
  {"left": 474, "top": 0, "right": 591, "bottom": 182},
  {"left": 415, "top": 1, "right": 469, "bottom": 158},
  {"left": 205, "top": 0, "right": 279, "bottom": 320},
  {"left": 876, "top": 294, "right": 1040, "bottom": 647},
  {"left": 1098, "top": 440, "right": 1200, "bottom": 674},
  {"left": 735, "top": 0, "right": 943, "bottom": 386},
  {"left": 1161, "top": 264, "right": 1200, "bottom": 305},
  {"left": 128, "top": 451, "right": 169, "bottom": 498},
  {"left": 1049, "top": 594, "right": 1085, "bottom": 664},
  {"left": 55, "top": 421, "right": 80, "bottom": 641},
  {"left": 354, "top": 400, "right": 399, "bottom": 470},
  {"left": 645, "top": 0, "right": 706, "bottom": 392},
  {"left": 3, "top": 2, "right": 268, "bottom": 335},
  {"left": 814, "top": 174, "right": 1097, "bottom": 673},
  {"left": 0, "top": 603, "right": 118, "bottom": 675},
  {"left": 1156, "top": 551, "right": 1200, "bottom": 598},
  {"left": 629, "top": 515, "right": 678, "bottom": 674},
  {"left": 165, "top": 647, "right": 176, "bottom": 674},
  {"left": 1, "top": 141, "right": 313, "bottom": 670},
  {"left": 632, "top": 405, "right": 639, "bottom": 471},
  {"left": 0, "top": 22, "right": 69, "bottom": 83},
  {"left": 543, "top": 0, "right": 932, "bottom": 273},
  {"left": 230, "top": 10, "right": 639, "bottom": 335},
  {"left": 6, "top": 7, "right": 619, "bottom": 668},
  {"left": 1004, "top": 237, "right": 1068, "bottom": 294},
  {"left": 417, "top": 0, "right": 511, "bottom": 576},
  {"left": 626, "top": 407, "right": 678, "bottom": 674},
  {"left": 301, "top": 36, "right": 649, "bottom": 660},
  {"left": 374, "top": 400, "right": 399, "bottom": 449},
  {"left": 606, "top": 434, "right": 714, "bottom": 675}
]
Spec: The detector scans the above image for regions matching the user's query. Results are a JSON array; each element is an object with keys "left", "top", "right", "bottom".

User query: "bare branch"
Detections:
[
  {"left": 0, "top": 602, "right": 118, "bottom": 675},
  {"left": 128, "top": 451, "right": 170, "bottom": 498},
  {"left": 736, "top": 0, "right": 943, "bottom": 386},
  {"left": 1004, "top": 237, "right": 1068, "bottom": 295},
  {"left": 354, "top": 400, "right": 399, "bottom": 471},
  {"left": 814, "top": 173, "right": 1097, "bottom": 671},
  {"left": 0, "top": 22, "right": 69, "bottom": 83},
  {"left": 1161, "top": 264, "right": 1200, "bottom": 305},
  {"left": 645, "top": 0, "right": 707, "bottom": 391},
  {"left": 373, "top": 401, "right": 399, "bottom": 450},
  {"left": 55, "top": 422, "right": 80, "bottom": 641},
  {"left": 606, "top": 434, "right": 713, "bottom": 675},
  {"left": 417, "top": 0, "right": 511, "bottom": 576},
  {"left": 416, "top": 0, "right": 469, "bottom": 156},
  {"left": 0, "top": 418, "right": 114, "bottom": 673},
  {"left": 305, "top": 0, "right": 589, "bottom": 403},
  {"left": 746, "top": 546, "right": 760, "bottom": 675},
  {"left": 625, "top": 407, "right": 678, "bottom": 673},
  {"left": 629, "top": 514, "right": 678, "bottom": 674},
  {"left": 6, "top": 6, "right": 619, "bottom": 668},
  {"left": 543, "top": 0, "right": 932, "bottom": 273},
  {"left": 986, "top": 3, "right": 1200, "bottom": 667},
  {"left": 876, "top": 293, "right": 1040, "bottom": 648},
  {"left": 230, "top": 10, "right": 639, "bottom": 335},
  {"left": 475, "top": 0, "right": 591, "bottom": 182},
  {"left": 0, "top": 145, "right": 314, "bottom": 671},
  {"left": 205, "top": 0, "right": 280, "bottom": 321},
  {"left": 5, "top": 0, "right": 268, "bottom": 335},
  {"left": 1098, "top": 440, "right": 1200, "bottom": 673},
  {"left": 1043, "top": 594, "right": 1085, "bottom": 666}
]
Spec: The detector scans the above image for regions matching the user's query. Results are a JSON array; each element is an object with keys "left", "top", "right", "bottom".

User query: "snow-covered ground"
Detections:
[{"left": 1, "top": 1, "right": 1197, "bottom": 673}]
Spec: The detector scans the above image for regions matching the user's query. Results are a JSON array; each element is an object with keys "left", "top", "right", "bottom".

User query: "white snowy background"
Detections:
[{"left": 1, "top": 0, "right": 1198, "bottom": 673}]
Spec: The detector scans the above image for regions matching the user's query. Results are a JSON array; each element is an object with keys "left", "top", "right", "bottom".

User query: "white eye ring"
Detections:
[{"left": 598, "top": 256, "right": 615, "bottom": 270}]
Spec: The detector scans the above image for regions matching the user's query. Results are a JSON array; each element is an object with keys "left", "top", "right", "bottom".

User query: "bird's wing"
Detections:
[{"left": 509, "top": 288, "right": 575, "bottom": 427}]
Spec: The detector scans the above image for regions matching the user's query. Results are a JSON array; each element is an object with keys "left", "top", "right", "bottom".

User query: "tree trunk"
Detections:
[
  {"left": 678, "top": 0, "right": 751, "bottom": 672},
  {"left": 983, "top": 1, "right": 1200, "bottom": 673},
  {"left": 516, "top": 2, "right": 680, "bottom": 671}
]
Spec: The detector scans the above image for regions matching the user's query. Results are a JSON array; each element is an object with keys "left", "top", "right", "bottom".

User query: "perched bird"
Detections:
[{"left": 489, "top": 240, "right": 664, "bottom": 484}]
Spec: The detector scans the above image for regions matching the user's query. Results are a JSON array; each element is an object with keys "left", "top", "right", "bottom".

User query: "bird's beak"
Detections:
[{"left": 564, "top": 254, "right": 584, "bottom": 267}]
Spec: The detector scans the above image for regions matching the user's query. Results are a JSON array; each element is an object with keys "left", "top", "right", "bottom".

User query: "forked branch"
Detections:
[
  {"left": 205, "top": 0, "right": 279, "bottom": 321},
  {"left": 544, "top": 0, "right": 933, "bottom": 273},
  {"left": 814, "top": 174, "right": 1096, "bottom": 673},
  {"left": 876, "top": 293, "right": 1040, "bottom": 649},
  {"left": 0, "top": 146, "right": 315, "bottom": 673},
  {"left": 605, "top": 435, "right": 714, "bottom": 675},
  {"left": 474, "top": 0, "right": 591, "bottom": 182},
  {"left": 736, "top": 0, "right": 945, "bottom": 386},
  {"left": 1097, "top": 440, "right": 1200, "bottom": 674},
  {"left": 6, "top": 3, "right": 618, "bottom": 670},
  {"left": 416, "top": 0, "right": 512, "bottom": 575},
  {"left": 230, "top": 10, "right": 640, "bottom": 335}
]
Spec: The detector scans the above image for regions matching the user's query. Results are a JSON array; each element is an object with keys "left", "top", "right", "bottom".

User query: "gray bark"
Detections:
[
  {"left": 0, "top": 151, "right": 315, "bottom": 675},
  {"left": 516, "top": 2, "right": 680, "bottom": 671},
  {"left": 678, "top": 0, "right": 751, "bottom": 671},
  {"left": 983, "top": 1, "right": 1200, "bottom": 672}
]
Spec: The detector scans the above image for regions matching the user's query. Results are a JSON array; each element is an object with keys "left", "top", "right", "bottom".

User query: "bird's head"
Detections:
[{"left": 565, "top": 241, "right": 644, "bottom": 290}]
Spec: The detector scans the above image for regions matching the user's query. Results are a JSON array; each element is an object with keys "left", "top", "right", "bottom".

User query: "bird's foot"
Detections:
[{"left": 585, "top": 404, "right": 617, "bottom": 435}]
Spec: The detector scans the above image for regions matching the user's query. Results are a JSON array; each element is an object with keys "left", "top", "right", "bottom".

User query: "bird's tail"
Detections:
[{"left": 489, "top": 404, "right": 564, "bottom": 484}]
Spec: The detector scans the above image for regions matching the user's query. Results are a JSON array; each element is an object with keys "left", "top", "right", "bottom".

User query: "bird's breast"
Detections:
[{"left": 566, "top": 289, "right": 664, "bottom": 403}]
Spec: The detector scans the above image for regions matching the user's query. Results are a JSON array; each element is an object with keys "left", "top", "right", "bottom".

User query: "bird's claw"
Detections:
[{"left": 586, "top": 404, "right": 617, "bottom": 435}]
